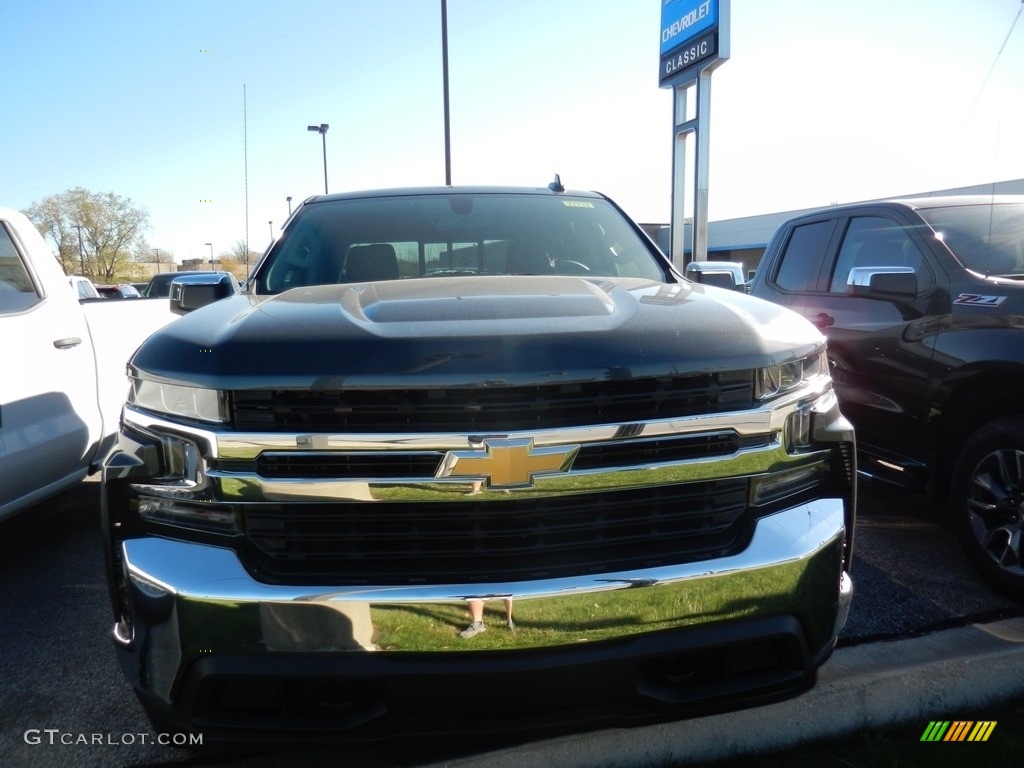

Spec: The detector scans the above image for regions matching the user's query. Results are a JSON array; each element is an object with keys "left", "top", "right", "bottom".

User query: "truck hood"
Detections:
[{"left": 130, "top": 276, "right": 824, "bottom": 389}]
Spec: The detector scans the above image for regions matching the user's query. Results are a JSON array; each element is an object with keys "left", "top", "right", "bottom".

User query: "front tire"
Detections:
[{"left": 951, "top": 416, "right": 1024, "bottom": 600}]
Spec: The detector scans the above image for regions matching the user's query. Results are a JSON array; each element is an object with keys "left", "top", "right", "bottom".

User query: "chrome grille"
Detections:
[{"left": 210, "top": 432, "right": 770, "bottom": 478}]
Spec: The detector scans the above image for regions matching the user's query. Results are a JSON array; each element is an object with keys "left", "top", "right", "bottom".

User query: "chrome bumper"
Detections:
[{"left": 115, "top": 499, "right": 851, "bottom": 703}]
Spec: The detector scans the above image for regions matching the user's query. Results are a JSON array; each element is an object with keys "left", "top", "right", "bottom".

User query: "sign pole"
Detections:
[
  {"left": 670, "top": 84, "right": 692, "bottom": 270},
  {"left": 659, "top": 0, "right": 730, "bottom": 269},
  {"left": 693, "top": 69, "right": 713, "bottom": 265}
]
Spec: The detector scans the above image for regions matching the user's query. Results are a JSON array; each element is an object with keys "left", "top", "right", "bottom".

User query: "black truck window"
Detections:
[
  {"left": 772, "top": 220, "right": 834, "bottom": 293},
  {"left": 828, "top": 216, "right": 932, "bottom": 293}
]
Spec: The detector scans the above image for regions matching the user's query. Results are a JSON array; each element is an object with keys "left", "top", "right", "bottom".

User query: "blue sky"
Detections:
[{"left": 3, "top": 0, "right": 1022, "bottom": 264}]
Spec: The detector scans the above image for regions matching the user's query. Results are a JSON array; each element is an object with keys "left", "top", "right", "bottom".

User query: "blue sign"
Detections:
[{"left": 660, "top": 0, "right": 718, "bottom": 56}]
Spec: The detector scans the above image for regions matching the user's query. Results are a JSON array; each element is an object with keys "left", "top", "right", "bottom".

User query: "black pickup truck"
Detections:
[
  {"left": 751, "top": 195, "right": 1024, "bottom": 598},
  {"left": 103, "top": 184, "right": 855, "bottom": 743}
]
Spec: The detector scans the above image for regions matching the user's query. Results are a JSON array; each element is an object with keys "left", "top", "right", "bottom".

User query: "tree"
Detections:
[
  {"left": 216, "top": 254, "right": 247, "bottom": 282},
  {"left": 229, "top": 239, "right": 262, "bottom": 276},
  {"left": 134, "top": 244, "right": 177, "bottom": 279},
  {"left": 24, "top": 188, "right": 150, "bottom": 282}
]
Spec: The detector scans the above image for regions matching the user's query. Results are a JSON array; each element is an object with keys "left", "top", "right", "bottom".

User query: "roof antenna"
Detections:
[{"left": 548, "top": 173, "right": 564, "bottom": 193}]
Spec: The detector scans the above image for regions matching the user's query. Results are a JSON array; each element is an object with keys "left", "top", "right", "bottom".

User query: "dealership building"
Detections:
[{"left": 644, "top": 177, "right": 1024, "bottom": 278}]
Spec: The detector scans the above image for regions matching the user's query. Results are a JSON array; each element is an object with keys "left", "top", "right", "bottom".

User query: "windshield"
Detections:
[
  {"left": 917, "top": 202, "right": 1024, "bottom": 277},
  {"left": 253, "top": 192, "right": 667, "bottom": 294}
]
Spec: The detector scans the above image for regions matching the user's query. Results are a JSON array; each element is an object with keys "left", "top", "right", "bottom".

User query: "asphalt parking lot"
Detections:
[{"left": 839, "top": 483, "right": 1021, "bottom": 646}]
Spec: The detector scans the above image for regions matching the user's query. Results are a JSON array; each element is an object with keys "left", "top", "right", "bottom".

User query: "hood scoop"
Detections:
[{"left": 342, "top": 276, "right": 617, "bottom": 324}]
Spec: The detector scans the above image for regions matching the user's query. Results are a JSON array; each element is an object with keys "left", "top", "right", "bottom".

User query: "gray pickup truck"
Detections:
[{"left": 102, "top": 184, "right": 855, "bottom": 744}]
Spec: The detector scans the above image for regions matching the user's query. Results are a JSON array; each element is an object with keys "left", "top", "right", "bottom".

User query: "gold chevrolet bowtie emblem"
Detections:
[{"left": 437, "top": 438, "right": 579, "bottom": 489}]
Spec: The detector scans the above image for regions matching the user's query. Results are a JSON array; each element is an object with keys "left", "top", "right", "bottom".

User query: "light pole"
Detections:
[
  {"left": 307, "top": 123, "right": 329, "bottom": 194},
  {"left": 153, "top": 248, "right": 161, "bottom": 276},
  {"left": 286, "top": 196, "right": 292, "bottom": 216},
  {"left": 441, "top": 0, "right": 452, "bottom": 185},
  {"left": 205, "top": 242, "right": 214, "bottom": 271},
  {"left": 268, "top": 220, "right": 273, "bottom": 242}
]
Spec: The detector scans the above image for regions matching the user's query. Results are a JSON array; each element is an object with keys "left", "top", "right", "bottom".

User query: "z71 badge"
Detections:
[{"left": 953, "top": 293, "right": 1007, "bottom": 307}]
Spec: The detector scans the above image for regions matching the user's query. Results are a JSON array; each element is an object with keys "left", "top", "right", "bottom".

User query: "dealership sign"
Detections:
[{"left": 659, "top": 0, "right": 725, "bottom": 84}]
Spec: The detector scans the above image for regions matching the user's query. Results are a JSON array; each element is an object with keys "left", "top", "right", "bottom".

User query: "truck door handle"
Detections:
[
  {"left": 808, "top": 312, "right": 834, "bottom": 329},
  {"left": 53, "top": 337, "right": 83, "bottom": 349}
]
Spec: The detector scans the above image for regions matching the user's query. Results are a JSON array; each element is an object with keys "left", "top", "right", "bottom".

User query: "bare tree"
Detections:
[
  {"left": 216, "top": 254, "right": 246, "bottom": 282},
  {"left": 229, "top": 239, "right": 262, "bottom": 274},
  {"left": 24, "top": 188, "right": 150, "bottom": 282}
]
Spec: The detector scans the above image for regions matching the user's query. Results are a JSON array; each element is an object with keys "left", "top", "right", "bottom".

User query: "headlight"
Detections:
[
  {"left": 129, "top": 378, "right": 227, "bottom": 423},
  {"left": 756, "top": 350, "right": 829, "bottom": 400}
]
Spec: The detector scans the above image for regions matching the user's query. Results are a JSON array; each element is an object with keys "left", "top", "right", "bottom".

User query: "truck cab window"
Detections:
[
  {"left": 0, "top": 224, "right": 40, "bottom": 314},
  {"left": 829, "top": 216, "right": 932, "bottom": 293},
  {"left": 773, "top": 220, "right": 834, "bottom": 292}
]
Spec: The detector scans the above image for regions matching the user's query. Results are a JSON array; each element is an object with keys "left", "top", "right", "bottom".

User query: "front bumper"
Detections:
[{"left": 112, "top": 499, "right": 851, "bottom": 741}]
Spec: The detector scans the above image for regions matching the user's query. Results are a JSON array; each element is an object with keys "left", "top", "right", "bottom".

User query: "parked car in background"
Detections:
[
  {"left": 68, "top": 275, "right": 100, "bottom": 300},
  {"left": 751, "top": 195, "right": 1024, "bottom": 597},
  {"left": 143, "top": 270, "right": 237, "bottom": 298},
  {"left": 96, "top": 283, "right": 142, "bottom": 299},
  {"left": 684, "top": 260, "right": 748, "bottom": 292},
  {"left": 104, "top": 184, "right": 855, "bottom": 743}
]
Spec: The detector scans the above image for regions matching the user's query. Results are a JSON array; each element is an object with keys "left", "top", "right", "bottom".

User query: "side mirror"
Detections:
[
  {"left": 169, "top": 273, "right": 236, "bottom": 315},
  {"left": 685, "top": 267, "right": 746, "bottom": 291},
  {"left": 847, "top": 266, "right": 917, "bottom": 298}
]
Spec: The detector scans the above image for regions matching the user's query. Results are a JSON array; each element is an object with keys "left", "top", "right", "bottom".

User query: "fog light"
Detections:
[
  {"left": 751, "top": 462, "right": 827, "bottom": 506},
  {"left": 137, "top": 498, "right": 241, "bottom": 535}
]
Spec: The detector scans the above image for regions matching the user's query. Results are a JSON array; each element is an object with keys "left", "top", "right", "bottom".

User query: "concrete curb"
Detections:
[{"left": 424, "top": 617, "right": 1024, "bottom": 767}]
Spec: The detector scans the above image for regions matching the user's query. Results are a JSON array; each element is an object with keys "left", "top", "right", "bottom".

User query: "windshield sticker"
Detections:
[
  {"left": 953, "top": 293, "right": 1006, "bottom": 307},
  {"left": 562, "top": 201, "right": 595, "bottom": 208}
]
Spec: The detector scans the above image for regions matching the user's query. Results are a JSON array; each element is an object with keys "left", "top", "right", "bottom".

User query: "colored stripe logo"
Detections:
[{"left": 920, "top": 721, "right": 997, "bottom": 742}]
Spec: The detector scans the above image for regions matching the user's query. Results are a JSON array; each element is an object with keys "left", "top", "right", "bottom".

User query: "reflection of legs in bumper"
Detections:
[{"left": 460, "top": 598, "right": 514, "bottom": 638}]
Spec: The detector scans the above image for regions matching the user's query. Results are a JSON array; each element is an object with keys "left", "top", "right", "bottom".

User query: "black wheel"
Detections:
[{"left": 951, "top": 416, "right": 1024, "bottom": 600}]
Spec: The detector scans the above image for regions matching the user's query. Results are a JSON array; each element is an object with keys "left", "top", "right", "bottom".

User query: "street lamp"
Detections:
[
  {"left": 286, "top": 196, "right": 292, "bottom": 216},
  {"left": 307, "top": 123, "right": 329, "bottom": 194},
  {"left": 268, "top": 220, "right": 273, "bottom": 242},
  {"left": 153, "top": 248, "right": 161, "bottom": 275},
  {"left": 205, "top": 242, "right": 214, "bottom": 271}
]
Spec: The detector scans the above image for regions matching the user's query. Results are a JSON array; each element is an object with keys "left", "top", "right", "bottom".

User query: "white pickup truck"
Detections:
[{"left": 0, "top": 206, "right": 179, "bottom": 520}]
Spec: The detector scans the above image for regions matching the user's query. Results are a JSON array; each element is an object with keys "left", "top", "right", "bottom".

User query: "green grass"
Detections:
[
  {"left": 365, "top": 553, "right": 826, "bottom": 651},
  {"left": 173, "top": 548, "right": 841, "bottom": 656}
]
